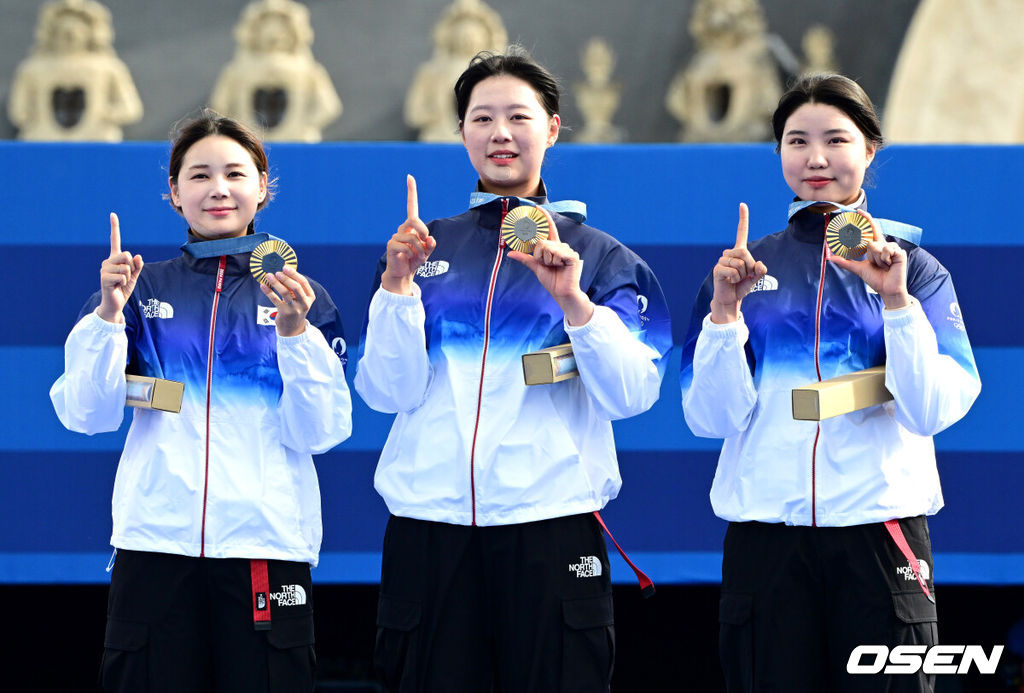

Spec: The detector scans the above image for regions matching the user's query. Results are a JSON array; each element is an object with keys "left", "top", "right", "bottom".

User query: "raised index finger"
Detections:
[
  {"left": 735, "top": 203, "right": 749, "bottom": 249},
  {"left": 406, "top": 174, "right": 419, "bottom": 221},
  {"left": 110, "top": 212, "right": 121, "bottom": 255}
]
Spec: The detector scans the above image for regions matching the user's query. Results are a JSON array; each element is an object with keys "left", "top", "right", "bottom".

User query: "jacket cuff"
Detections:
[
  {"left": 86, "top": 309, "right": 127, "bottom": 334},
  {"left": 700, "top": 312, "right": 748, "bottom": 342},
  {"left": 881, "top": 298, "right": 923, "bottom": 328},
  {"left": 376, "top": 282, "right": 422, "bottom": 305},
  {"left": 564, "top": 304, "right": 613, "bottom": 337},
  {"left": 277, "top": 321, "right": 315, "bottom": 347}
]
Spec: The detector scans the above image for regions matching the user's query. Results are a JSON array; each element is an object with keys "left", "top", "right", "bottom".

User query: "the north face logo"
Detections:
[
  {"left": 748, "top": 275, "right": 778, "bottom": 293},
  {"left": 141, "top": 298, "right": 174, "bottom": 318},
  {"left": 269, "top": 584, "right": 307, "bottom": 607},
  {"left": 569, "top": 556, "right": 603, "bottom": 578},
  {"left": 416, "top": 260, "right": 450, "bottom": 278}
]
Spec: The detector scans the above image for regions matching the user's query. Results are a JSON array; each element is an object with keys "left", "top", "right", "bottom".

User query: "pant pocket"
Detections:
[
  {"left": 561, "top": 592, "right": 615, "bottom": 693},
  {"left": 101, "top": 617, "right": 148, "bottom": 692},
  {"left": 719, "top": 592, "right": 754, "bottom": 693},
  {"left": 374, "top": 593, "right": 421, "bottom": 693},
  {"left": 892, "top": 587, "right": 938, "bottom": 642},
  {"left": 266, "top": 612, "right": 317, "bottom": 692}
]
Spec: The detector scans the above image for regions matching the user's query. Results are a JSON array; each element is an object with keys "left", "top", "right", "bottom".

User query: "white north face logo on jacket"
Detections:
[
  {"left": 141, "top": 298, "right": 174, "bottom": 318},
  {"left": 416, "top": 260, "right": 450, "bottom": 278}
]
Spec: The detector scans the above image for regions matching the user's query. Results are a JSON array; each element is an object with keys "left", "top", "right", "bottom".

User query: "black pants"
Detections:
[
  {"left": 101, "top": 549, "right": 316, "bottom": 692},
  {"left": 374, "top": 513, "right": 615, "bottom": 692},
  {"left": 719, "top": 518, "right": 938, "bottom": 693}
]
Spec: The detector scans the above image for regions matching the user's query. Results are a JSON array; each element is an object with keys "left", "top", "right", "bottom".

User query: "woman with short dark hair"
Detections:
[{"left": 356, "top": 46, "right": 672, "bottom": 691}]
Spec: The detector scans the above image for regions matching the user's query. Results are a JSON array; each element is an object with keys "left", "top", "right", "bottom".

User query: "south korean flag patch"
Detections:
[{"left": 257, "top": 305, "right": 277, "bottom": 326}]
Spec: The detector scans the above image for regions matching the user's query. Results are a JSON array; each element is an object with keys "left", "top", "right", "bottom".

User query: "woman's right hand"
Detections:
[
  {"left": 97, "top": 212, "right": 144, "bottom": 324},
  {"left": 381, "top": 175, "right": 436, "bottom": 296},
  {"left": 709, "top": 203, "right": 766, "bottom": 324}
]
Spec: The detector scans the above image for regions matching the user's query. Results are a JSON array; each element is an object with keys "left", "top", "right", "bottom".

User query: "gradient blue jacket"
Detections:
[
  {"left": 355, "top": 192, "right": 673, "bottom": 526},
  {"left": 51, "top": 236, "right": 352, "bottom": 566},
  {"left": 681, "top": 196, "right": 980, "bottom": 527}
]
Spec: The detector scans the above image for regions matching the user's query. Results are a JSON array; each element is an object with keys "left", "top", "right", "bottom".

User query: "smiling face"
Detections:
[
  {"left": 780, "top": 102, "right": 876, "bottom": 206},
  {"left": 168, "top": 135, "right": 268, "bottom": 239},
  {"left": 460, "top": 74, "right": 560, "bottom": 198}
]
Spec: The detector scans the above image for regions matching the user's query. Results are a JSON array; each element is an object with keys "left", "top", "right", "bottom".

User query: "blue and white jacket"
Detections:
[
  {"left": 681, "top": 195, "right": 980, "bottom": 527},
  {"left": 355, "top": 190, "right": 673, "bottom": 526},
  {"left": 50, "top": 235, "right": 352, "bottom": 566}
]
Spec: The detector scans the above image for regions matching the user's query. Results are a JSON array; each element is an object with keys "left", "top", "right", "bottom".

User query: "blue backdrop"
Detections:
[{"left": 2, "top": 141, "right": 1020, "bottom": 585}]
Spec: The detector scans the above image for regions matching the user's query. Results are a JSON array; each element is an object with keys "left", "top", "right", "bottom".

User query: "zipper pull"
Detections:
[{"left": 499, "top": 198, "right": 510, "bottom": 248}]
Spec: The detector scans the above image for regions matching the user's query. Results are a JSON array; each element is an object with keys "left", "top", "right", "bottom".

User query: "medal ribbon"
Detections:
[
  {"left": 181, "top": 232, "right": 287, "bottom": 258},
  {"left": 469, "top": 192, "right": 587, "bottom": 223},
  {"left": 788, "top": 199, "right": 922, "bottom": 246}
]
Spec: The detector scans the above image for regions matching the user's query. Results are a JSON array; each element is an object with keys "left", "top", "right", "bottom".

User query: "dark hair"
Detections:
[
  {"left": 454, "top": 45, "right": 560, "bottom": 125},
  {"left": 167, "top": 109, "right": 274, "bottom": 233},
  {"left": 772, "top": 73, "right": 884, "bottom": 153}
]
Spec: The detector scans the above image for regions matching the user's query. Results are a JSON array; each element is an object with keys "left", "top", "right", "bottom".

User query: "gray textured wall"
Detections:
[{"left": 0, "top": 0, "right": 919, "bottom": 142}]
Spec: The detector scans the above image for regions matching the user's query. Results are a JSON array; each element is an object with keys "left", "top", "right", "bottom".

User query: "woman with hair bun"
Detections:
[
  {"left": 51, "top": 110, "right": 351, "bottom": 692},
  {"left": 681, "top": 73, "right": 980, "bottom": 692}
]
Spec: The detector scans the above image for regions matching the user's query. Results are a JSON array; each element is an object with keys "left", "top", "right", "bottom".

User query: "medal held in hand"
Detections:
[
  {"left": 825, "top": 212, "right": 873, "bottom": 259},
  {"left": 501, "top": 205, "right": 550, "bottom": 253},
  {"left": 250, "top": 239, "right": 298, "bottom": 284}
]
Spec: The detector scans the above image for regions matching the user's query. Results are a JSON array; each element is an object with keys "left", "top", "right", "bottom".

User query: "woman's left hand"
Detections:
[
  {"left": 508, "top": 208, "right": 594, "bottom": 326},
  {"left": 260, "top": 266, "right": 316, "bottom": 336},
  {"left": 828, "top": 210, "right": 912, "bottom": 310}
]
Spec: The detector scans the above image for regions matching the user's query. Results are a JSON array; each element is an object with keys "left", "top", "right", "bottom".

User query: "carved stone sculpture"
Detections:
[
  {"left": 7, "top": 0, "right": 142, "bottom": 141},
  {"left": 801, "top": 24, "right": 837, "bottom": 76},
  {"left": 404, "top": 0, "right": 507, "bottom": 142},
  {"left": 665, "top": 0, "right": 781, "bottom": 142},
  {"left": 885, "top": 0, "right": 1024, "bottom": 143},
  {"left": 573, "top": 38, "right": 624, "bottom": 143},
  {"left": 210, "top": 0, "right": 341, "bottom": 142}
]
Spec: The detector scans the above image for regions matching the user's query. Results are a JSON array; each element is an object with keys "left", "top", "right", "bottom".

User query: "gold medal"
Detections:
[
  {"left": 825, "top": 212, "right": 873, "bottom": 258},
  {"left": 501, "top": 205, "right": 550, "bottom": 253},
  {"left": 250, "top": 239, "right": 298, "bottom": 284}
]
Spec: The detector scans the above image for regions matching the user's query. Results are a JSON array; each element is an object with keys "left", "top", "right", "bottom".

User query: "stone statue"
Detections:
[
  {"left": 404, "top": 0, "right": 507, "bottom": 142},
  {"left": 885, "top": 0, "right": 1024, "bottom": 143},
  {"left": 801, "top": 24, "right": 838, "bottom": 75},
  {"left": 573, "top": 37, "right": 624, "bottom": 143},
  {"left": 7, "top": 0, "right": 142, "bottom": 141},
  {"left": 210, "top": 0, "right": 341, "bottom": 142},
  {"left": 665, "top": 0, "right": 781, "bottom": 142}
]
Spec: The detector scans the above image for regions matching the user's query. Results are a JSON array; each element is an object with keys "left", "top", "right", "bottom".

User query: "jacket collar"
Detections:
[
  {"left": 468, "top": 179, "right": 587, "bottom": 226},
  {"left": 786, "top": 191, "right": 923, "bottom": 246},
  {"left": 179, "top": 231, "right": 282, "bottom": 275}
]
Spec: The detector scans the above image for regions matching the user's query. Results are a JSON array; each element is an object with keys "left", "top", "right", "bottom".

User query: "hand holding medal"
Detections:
[
  {"left": 253, "top": 238, "right": 315, "bottom": 336},
  {"left": 826, "top": 210, "right": 912, "bottom": 310},
  {"left": 506, "top": 205, "right": 594, "bottom": 326}
]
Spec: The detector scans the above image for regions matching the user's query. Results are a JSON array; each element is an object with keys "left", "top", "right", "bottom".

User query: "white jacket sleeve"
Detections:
[
  {"left": 566, "top": 305, "right": 662, "bottom": 420},
  {"left": 883, "top": 300, "right": 981, "bottom": 436},
  {"left": 353, "top": 285, "right": 431, "bottom": 414},
  {"left": 49, "top": 310, "right": 128, "bottom": 434},
  {"left": 277, "top": 322, "right": 352, "bottom": 454},
  {"left": 681, "top": 313, "right": 758, "bottom": 438}
]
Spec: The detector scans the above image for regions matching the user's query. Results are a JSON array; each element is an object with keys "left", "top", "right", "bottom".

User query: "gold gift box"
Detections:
[
  {"left": 792, "top": 366, "right": 891, "bottom": 421},
  {"left": 522, "top": 343, "right": 579, "bottom": 386},
  {"left": 125, "top": 374, "right": 184, "bottom": 413}
]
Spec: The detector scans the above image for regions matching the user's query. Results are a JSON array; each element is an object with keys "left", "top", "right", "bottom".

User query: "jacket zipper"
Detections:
[
  {"left": 810, "top": 216, "right": 829, "bottom": 527},
  {"left": 468, "top": 198, "right": 510, "bottom": 526},
  {"left": 200, "top": 255, "right": 227, "bottom": 556}
]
